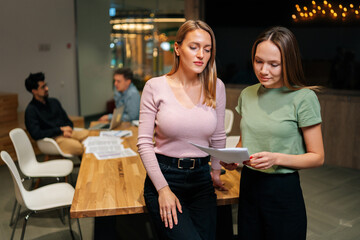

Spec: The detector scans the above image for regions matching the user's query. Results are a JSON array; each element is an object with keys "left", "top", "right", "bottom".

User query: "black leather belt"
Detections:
[{"left": 156, "top": 154, "right": 210, "bottom": 170}]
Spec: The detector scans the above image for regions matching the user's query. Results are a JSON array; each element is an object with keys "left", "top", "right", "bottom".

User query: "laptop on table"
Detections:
[{"left": 89, "top": 106, "right": 124, "bottom": 130}]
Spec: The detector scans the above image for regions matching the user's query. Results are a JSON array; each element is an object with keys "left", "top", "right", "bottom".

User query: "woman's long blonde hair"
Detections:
[{"left": 168, "top": 20, "right": 218, "bottom": 108}]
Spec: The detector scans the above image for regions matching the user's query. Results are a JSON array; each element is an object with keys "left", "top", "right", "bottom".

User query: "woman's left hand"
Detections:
[
  {"left": 211, "top": 169, "right": 227, "bottom": 191},
  {"left": 220, "top": 161, "right": 238, "bottom": 170},
  {"left": 247, "top": 152, "right": 278, "bottom": 170}
]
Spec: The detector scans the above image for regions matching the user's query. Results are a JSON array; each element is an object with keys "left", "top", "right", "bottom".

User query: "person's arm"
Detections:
[
  {"left": 209, "top": 80, "right": 227, "bottom": 190},
  {"left": 122, "top": 90, "right": 140, "bottom": 122},
  {"left": 98, "top": 114, "right": 109, "bottom": 122},
  {"left": 249, "top": 123, "right": 324, "bottom": 170},
  {"left": 137, "top": 82, "right": 168, "bottom": 190},
  {"left": 137, "top": 80, "right": 182, "bottom": 229},
  {"left": 25, "top": 106, "right": 62, "bottom": 140},
  {"left": 55, "top": 99, "right": 73, "bottom": 129},
  {"left": 221, "top": 125, "right": 242, "bottom": 170}
]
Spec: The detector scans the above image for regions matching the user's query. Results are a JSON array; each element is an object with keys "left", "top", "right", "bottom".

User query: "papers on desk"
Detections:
[
  {"left": 190, "top": 142, "right": 250, "bottom": 164},
  {"left": 131, "top": 120, "right": 139, "bottom": 127},
  {"left": 99, "top": 130, "right": 132, "bottom": 138},
  {"left": 93, "top": 148, "right": 137, "bottom": 160},
  {"left": 83, "top": 136, "right": 137, "bottom": 160}
]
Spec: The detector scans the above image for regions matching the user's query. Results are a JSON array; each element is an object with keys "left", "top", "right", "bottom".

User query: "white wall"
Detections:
[
  {"left": 0, "top": 0, "right": 78, "bottom": 115},
  {"left": 76, "top": 0, "right": 113, "bottom": 116}
]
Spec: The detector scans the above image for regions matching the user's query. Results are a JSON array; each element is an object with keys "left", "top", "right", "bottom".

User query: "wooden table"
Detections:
[{"left": 70, "top": 122, "right": 240, "bottom": 219}]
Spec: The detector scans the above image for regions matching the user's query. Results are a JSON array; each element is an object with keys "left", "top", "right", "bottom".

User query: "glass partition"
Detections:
[{"left": 109, "top": 1, "right": 185, "bottom": 88}]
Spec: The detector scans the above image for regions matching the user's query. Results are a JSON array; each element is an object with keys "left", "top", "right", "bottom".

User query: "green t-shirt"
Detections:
[{"left": 235, "top": 83, "right": 322, "bottom": 174}]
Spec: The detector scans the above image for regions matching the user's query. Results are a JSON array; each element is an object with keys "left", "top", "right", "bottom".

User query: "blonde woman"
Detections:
[{"left": 137, "top": 20, "right": 226, "bottom": 240}]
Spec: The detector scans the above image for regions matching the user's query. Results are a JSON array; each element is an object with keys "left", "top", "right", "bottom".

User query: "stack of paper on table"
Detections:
[
  {"left": 99, "top": 130, "right": 133, "bottom": 138},
  {"left": 83, "top": 136, "right": 137, "bottom": 160}
]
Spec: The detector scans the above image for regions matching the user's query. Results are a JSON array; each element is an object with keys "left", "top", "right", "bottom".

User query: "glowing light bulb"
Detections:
[
  {"left": 350, "top": 4, "right": 354, "bottom": 8},
  {"left": 355, "top": 10, "right": 359, "bottom": 14},
  {"left": 318, "top": 6, "right": 321, "bottom": 10},
  {"left": 322, "top": 10, "right": 326, "bottom": 14},
  {"left": 339, "top": 4, "right": 343, "bottom": 9},
  {"left": 292, "top": 14, "right": 297, "bottom": 19},
  {"left": 334, "top": 13, "right": 337, "bottom": 17},
  {"left": 342, "top": 12, "right": 346, "bottom": 17},
  {"left": 312, "top": 9, "right": 316, "bottom": 13},
  {"left": 312, "top": 1, "right": 316, "bottom": 5},
  {"left": 304, "top": 6, "right": 308, "bottom": 11},
  {"left": 323, "top": 1, "right": 327, "bottom": 5}
]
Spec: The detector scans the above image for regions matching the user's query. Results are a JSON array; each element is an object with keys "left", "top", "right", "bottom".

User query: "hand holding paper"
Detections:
[{"left": 190, "top": 142, "right": 250, "bottom": 164}]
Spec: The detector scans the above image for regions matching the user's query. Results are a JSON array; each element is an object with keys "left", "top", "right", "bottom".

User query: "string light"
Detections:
[{"left": 293, "top": 1, "right": 360, "bottom": 22}]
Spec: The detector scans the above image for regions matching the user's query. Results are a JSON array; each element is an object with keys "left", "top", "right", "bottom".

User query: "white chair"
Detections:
[
  {"left": 226, "top": 135, "right": 240, "bottom": 148},
  {"left": 1, "top": 151, "right": 82, "bottom": 240},
  {"left": 36, "top": 127, "right": 85, "bottom": 161},
  {"left": 9, "top": 128, "right": 74, "bottom": 179},
  {"left": 8, "top": 128, "right": 74, "bottom": 226},
  {"left": 225, "top": 109, "right": 234, "bottom": 135},
  {"left": 37, "top": 137, "right": 74, "bottom": 159},
  {"left": 226, "top": 135, "right": 243, "bottom": 167}
]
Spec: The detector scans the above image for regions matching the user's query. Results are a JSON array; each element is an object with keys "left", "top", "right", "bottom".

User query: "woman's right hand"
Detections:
[{"left": 158, "top": 186, "right": 182, "bottom": 229}]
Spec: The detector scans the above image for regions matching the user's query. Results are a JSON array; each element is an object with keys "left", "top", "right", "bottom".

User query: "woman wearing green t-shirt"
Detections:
[{"left": 223, "top": 26, "right": 325, "bottom": 239}]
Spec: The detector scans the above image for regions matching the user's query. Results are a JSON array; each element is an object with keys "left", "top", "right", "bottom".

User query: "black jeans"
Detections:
[
  {"left": 238, "top": 166, "right": 307, "bottom": 240},
  {"left": 144, "top": 157, "right": 217, "bottom": 240}
]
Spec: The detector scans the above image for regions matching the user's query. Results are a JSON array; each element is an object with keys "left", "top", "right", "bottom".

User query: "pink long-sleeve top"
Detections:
[{"left": 137, "top": 75, "right": 226, "bottom": 191}]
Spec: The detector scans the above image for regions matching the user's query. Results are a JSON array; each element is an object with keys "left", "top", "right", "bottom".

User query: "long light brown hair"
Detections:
[
  {"left": 252, "top": 26, "right": 319, "bottom": 91},
  {"left": 168, "top": 20, "right": 218, "bottom": 108}
]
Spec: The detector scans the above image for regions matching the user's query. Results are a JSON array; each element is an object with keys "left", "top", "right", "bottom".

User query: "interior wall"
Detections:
[
  {"left": 76, "top": 0, "right": 113, "bottom": 116},
  {"left": 0, "top": 0, "right": 78, "bottom": 115}
]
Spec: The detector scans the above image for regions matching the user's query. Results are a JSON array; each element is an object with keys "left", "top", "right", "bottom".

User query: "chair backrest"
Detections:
[
  {"left": 1, "top": 151, "right": 28, "bottom": 208},
  {"left": 37, "top": 138, "right": 73, "bottom": 158},
  {"left": 226, "top": 136, "right": 240, "bottom": 148},
  {"left": 9, "top": 128, "right": 38, "bottom": 176},
  {"left": 225, "top": 109, "right": 234, "bottom": 135}
]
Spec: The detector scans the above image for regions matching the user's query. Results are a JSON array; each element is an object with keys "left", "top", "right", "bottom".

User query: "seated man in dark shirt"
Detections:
[{"left": 25, "top": 72, "right": 88, "bottom": 155}]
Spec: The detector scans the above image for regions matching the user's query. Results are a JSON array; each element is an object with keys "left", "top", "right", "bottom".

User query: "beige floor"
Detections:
[{"left": 1, "top": 158, "right": 360, "bottom": 240}]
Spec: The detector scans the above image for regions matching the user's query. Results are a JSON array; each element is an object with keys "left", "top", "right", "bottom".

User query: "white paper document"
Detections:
[
  {"left": 83, "top": 136, "right": 123, "bottom": 147},
  {"left": 190, "top": 142, "right": 250, "bottom": 164},
  {"left": 94, "top": 148, "right": 137, "bottom": 160},
  {"left": 99, "top": 130, "right": 133, "bottom": 138},
  {"left": 83, "top": 136, "right": 137, "bottom": 160}
]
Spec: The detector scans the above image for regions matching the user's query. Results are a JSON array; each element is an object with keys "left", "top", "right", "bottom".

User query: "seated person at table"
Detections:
[
  {"left": 25, "top": 72, "right": 89, "bottom": 156},
  {"left": 98, "top": 68, "right": 140, "bottom": 122}
]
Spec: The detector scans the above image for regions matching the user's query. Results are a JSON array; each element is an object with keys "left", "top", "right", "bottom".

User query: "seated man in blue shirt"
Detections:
[
  {"left": 99, "top": 68, "right": 140, "bottom": 122},
  {"left": 24, "top": 72, "right": 89, "bottom": 156}
]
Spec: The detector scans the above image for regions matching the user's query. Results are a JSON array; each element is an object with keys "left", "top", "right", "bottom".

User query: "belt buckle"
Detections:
[{"left": 178, "top": 158, "right": 196, "bottom": 169}]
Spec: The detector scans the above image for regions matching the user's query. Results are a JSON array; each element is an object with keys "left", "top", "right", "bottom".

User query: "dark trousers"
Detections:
[
  {"left": 144, "top": 161, "right": 217, "bottom": 240},
  {"left": 238, "top": 166, "right": 307, "bottom": 240}
]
